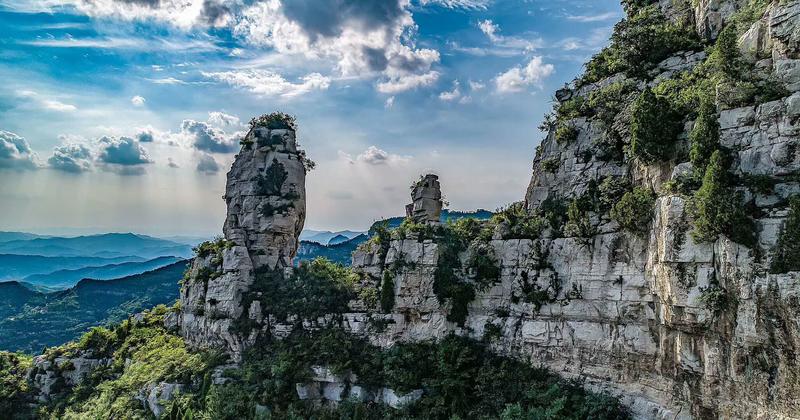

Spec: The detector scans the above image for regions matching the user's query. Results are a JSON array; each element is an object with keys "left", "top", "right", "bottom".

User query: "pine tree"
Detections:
[
  {"left": 691, "top": 150, "right": 755, "bottom": 246},
  {"left": 630, "top": 88, "right": 681, "bottom": 163},
  {"left": 771, "top": 196, "right": 800, "bottom": 273},
  {"left": 689, "top": 98, "right": 719, "bottom": 172},
  {"left": 692, "top": 151, "right": 732, "bottom": 242}
]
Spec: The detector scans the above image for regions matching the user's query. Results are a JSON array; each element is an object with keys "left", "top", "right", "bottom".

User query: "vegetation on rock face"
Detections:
[
  {"left": 771, "top": 196, "right": 800, "bottom": 274},
  {"left": 564, "top": 199, "right": 595, "bottom": 240},
  {"left": 2, "top": 307, "right": 629, "bottom": 420},
  {"left": 611, "top": 187, "right": 655, "bottom": 233},
  {"left": 580, "top": 5, "right": 700, "bottom": 85},
  {"left": 493, "top": 202, "right": 547, "bottom": 240},
  {"left": 254, "top": 159, "right": 288, "bottom": 196},
  {"left": 689, "top": 98, "right": 720, "bottom": 172},
  {"left": 240, "top": 258, "right": 359, "bottom": 325},
  {"left": 166, "top": 330, "right": 629, "bottom": 420},
  {"left": 0, "top": 351, "right": 31, "bottom": 417},
  {"left": 690, "top": 151, "right": 756, "bottom": 247},
  {"left": 629, "top": 88, "right": 682, "bottom": 163},
  {"left": 698, "top": 278, "right": 736, "bottom": 316},
  {"left": 33, "top": 305, "right": 221, "bottom": 420},
  {"left": 249, "top": 112, "right": 297, "bottom": 131},
  {"left": 541, "top": 157, "right": 560, "bottom": 173}
]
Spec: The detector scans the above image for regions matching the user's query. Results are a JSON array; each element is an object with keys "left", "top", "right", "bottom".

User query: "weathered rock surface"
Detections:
[
  {"left": 179, "top": 124, "right": 308, "bottom": 360},
  {"left": 30, "top": 352, "right": 112, "bottom": 403},
  {"left": 406, "top": 174, "right": 443, "bottom": 225}
]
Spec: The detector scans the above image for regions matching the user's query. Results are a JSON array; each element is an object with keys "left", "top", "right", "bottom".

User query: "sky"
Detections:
[{"left": 0, "top": 0, "right": 622, "bottom": 236}]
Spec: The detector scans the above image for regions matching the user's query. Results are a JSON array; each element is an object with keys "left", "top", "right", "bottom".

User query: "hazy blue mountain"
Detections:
[
  {"left": 368, "top": 209, "right": 494, "bottom": 233},
  {"left": 0, "top": 232, "right": 48, "bottom": 243},
  {"left": 0, "top": 261, "right": 187, "bottom": 353},
  {"left": 159, "top": 235, "right": 212, "bottom": 246},
  {"left": 327, "top": 234, "right": 350, "bottom": 245},
  {"left": 296, "top": 234, "right": 369, "bottom": 266},
  {"left": 0, "top": 254, "right": 146, "bottom": 281},
  {"left": 21, "top": 256, "right": 184, "bottom": 289},
  {"left": 0, "top": 233, "right": 193, "bottom": 259},
  {"left": 300, "top": 230, "right": 365, "bottom": 244}
]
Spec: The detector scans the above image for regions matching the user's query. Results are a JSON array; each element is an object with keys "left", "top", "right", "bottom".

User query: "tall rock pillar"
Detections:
[
  {"left": 224, "top": 125, "right": 306, "bottom": 270},
  {"left": 179, "top": 115, "right": 308, "bottom": 360},
  {"left": 406, "top": 174, "right": 443, "bottom": 225}
]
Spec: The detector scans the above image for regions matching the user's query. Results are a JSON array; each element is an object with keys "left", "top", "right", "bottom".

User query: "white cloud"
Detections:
[
  {"left": 566, "top": 12, "right": 619, "bottom": 23},
  {"left": 377, "top": 71, "right": 439, "bottom": 94},
  {"left": 16, "top": 0, "right": 440, "bottom": 94},
  {"left": 42, "top": 99, "right": 77, "bottom": 112},
  {"left": 180, "top": 120, "right": 241, "bottom": 153},
  {"left": 234, "top": 0, "right": 440, "bottom": 94},
  {"left": 469, "top": 80, "right": 485, "bottom": 91},
  {"left": 96, "top": 136, "right": 153, "bottom": 175},
  {"left": 471, "top": 19, "right": 541, "bottom": 57},
  {"left": 131, "top": 95, "right": 146, "bottom": 107},
  {"left": 48, "top": 142, "right": 93, "bottom": 173},
  {"left": 38, "top": 0, "right": 231, "bottom": 30},
  {"left": 385, "top": 96, "right": 395, "bottom": 109},
  {"left": 495, "top": 56, "right": 554, "bottom": 93},
  {"left": 196, "top": 153, "right": 220, "bottom": 174},
  {"left": 202, "top": 70, "right": 330, "bottom": 98},
  {"left": 478, "top": 20, "right": 500, "bottom": 42},
  {"left": 340, "top": 146, "right": 411, "bottom": 165},
  {"left": 419, "top": 0, "right": 490, "bottom": 9},
  {"left": 0, "top": 130, "right": 39, "bottom": 170},
  {"left": 19, "top": 36, "right": 220, "bottom": 52},
  {"left": 438, "top": 80, "right": 461, "bottom": 101},
  {"left": 207, "top": 111, "right": 241, "bottom": 128},
  {"left": 16, "top": 90, "right": 77, "bottom": 112},
  {"left": 146, "top": 77, "right": 189, "bottom": 85}
]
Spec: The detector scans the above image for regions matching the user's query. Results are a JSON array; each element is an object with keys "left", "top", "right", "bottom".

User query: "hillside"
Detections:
[
  {"left": 0, "top": 254, "right": 145, "bottom": 281},
  {"left": 0, "top": 233, "right": 193, "bottom": 259},
  {"left": 20, "top": 256, "right": 183, "bottom": 289},
  {"left": 0, "top": 261, "right": 186, "bottom": 353},
  {"left": 4, "top": 1, "right": 799, "bottom": 419},
  {"left": 295, "top": 234, "right": 369, "bottom": 265}
]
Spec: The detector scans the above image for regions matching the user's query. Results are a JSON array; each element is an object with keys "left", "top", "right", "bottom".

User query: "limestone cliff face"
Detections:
[
  {"left": 180, "top": 125, "right": 307, "bottom": 359},
  {"left": 350, "top": 1, "right": 800, "bottom": 419},
  {"left": 166, "top": 2, "right": 800, "bottom": 418}
]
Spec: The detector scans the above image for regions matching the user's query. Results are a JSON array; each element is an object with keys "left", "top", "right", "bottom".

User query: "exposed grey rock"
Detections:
[
  {"left": 406, "top": 174, "right": 443, "bottom": 225},
  {"left": 178, "top": 121, "right": 309, "bottom": 360},
  {"left": 142, "top": 382, "right": 184, "bottom": 418},
  {"left": 30, "top": 352, "right": 112, "bottom": 403}
]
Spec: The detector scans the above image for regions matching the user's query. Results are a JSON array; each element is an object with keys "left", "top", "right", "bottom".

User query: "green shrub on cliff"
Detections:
[
  {"left": 249, "top": 112, "right": 297, "bottom": 131},
  {"left": 611, "top": 187, "right": 655, "bottom": 233},
  {"left": 629, "top": 88, "right": 682, "bottom": 163},
  {"left": 245, "top": 258, "right": 358, "bottom": 322},
  {"left": 0, "top": 352, "right": 31, "bottom": 417},
  {"left": 690, "top": 151, "right": 756, "bottom": 247},
  {"left": 771, "top": 196, "right": 800, "bottom": 274},
  {"left": 380, "top": 270, "right": 396, "bottom": 313},
  {"left": 689, "top": 98, "right": 720, "bottom": 172},
  {"left": 580, "top": 5, "right": 700, "bottom": 85}
]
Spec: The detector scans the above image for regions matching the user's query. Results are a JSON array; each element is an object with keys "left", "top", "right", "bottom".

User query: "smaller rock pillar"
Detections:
[{"left": 406, "top": 174, "right": 443, "bottom": 225}]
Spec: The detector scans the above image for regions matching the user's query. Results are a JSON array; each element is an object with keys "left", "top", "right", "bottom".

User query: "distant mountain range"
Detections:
[
  {"left": 0, "top": 232, "right": 194, "bottom": 259},
  {"left": 0, "top": 261, "right": 187, "bottom": 353},
  {"left": 368, "top": 209, "right": 494, "bottom": 233},
  {"left": 0, "top": 254, "right": 146, "bottom": 280},
  {"left": 299, "top": 229, "right": 365, "bottom": 245},
  {"left": 296, "top": 234, "right": 369, "bottom": 266},
  {"left": 20, "top": 256, "right": 184, "bottom": 289},
  {"left": 0, "top": 232, "right": 194, "bottom": 289}
]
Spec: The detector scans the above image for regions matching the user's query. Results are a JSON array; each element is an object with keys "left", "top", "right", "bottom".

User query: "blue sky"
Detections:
[{"left": 0, "top": 0, "right": 621, "bottom": 236}]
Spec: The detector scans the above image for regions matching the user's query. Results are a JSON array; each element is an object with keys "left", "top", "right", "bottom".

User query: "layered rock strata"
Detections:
[{"left": 179, "top": 124, "right": 307, "bottom": 359}]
